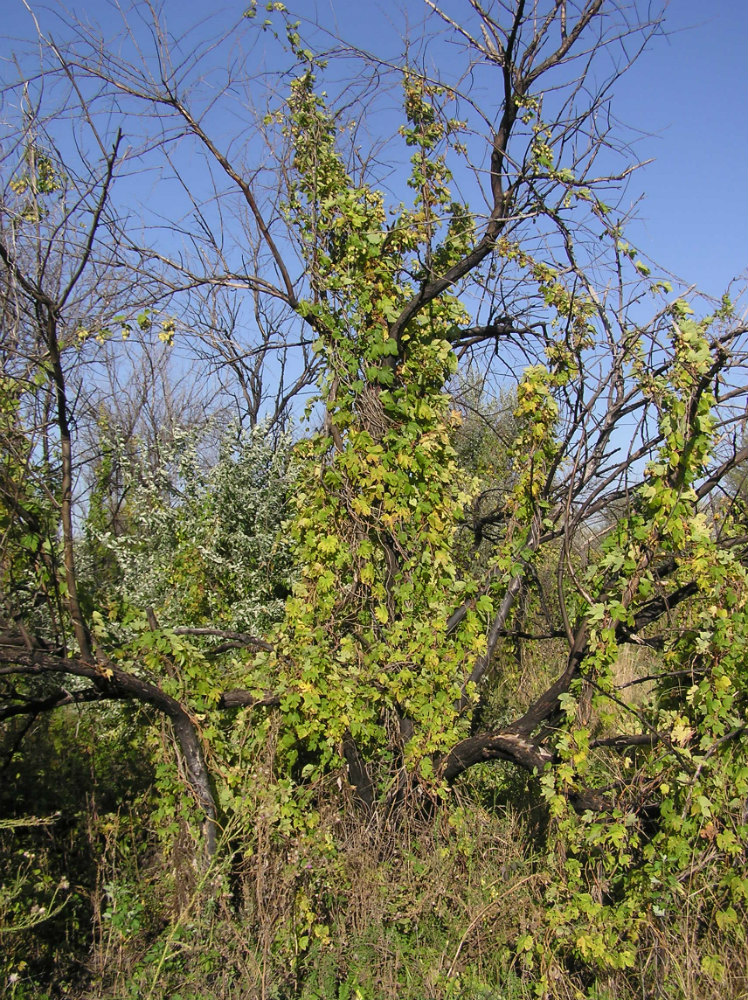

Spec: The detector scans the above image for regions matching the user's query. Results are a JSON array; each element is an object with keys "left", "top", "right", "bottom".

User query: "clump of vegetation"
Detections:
[{"left": 1, "top": 2, "right": 747, "bottom": 998}]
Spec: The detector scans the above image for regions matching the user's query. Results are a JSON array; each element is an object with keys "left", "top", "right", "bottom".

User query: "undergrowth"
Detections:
[{"left": 3, "top": 723, "right": 745, "bottom": 1000}]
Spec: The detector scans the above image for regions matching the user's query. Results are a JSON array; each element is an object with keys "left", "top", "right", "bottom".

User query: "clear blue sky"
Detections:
[
  {"left": 2, "top": 0, "right": 746, "bottom": 300},
  {"left": 612, "top": 0, "right": 748, "bottom": 298}
]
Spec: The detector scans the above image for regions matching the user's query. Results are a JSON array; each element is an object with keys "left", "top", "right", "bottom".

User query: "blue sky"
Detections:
[
  {"left": 611, "top": 0, "right": 748, "bottom": 299},
  {"left": 2, "top": 0, "right": 746, "bottom": 301}
]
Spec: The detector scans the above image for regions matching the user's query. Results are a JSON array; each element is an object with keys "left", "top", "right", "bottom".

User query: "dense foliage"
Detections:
[{"left": 1, "top": 2, "right": 747, "bottom": 998}]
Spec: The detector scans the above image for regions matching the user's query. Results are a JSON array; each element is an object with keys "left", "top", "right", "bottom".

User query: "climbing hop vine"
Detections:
[{"left": 255, "top": 68, "right": 489, "bottom": 788}]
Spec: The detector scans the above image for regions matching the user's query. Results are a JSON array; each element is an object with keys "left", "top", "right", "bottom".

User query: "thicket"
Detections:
[{"left": 1, "top": 2, "right": 747, "bottom": 998}]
